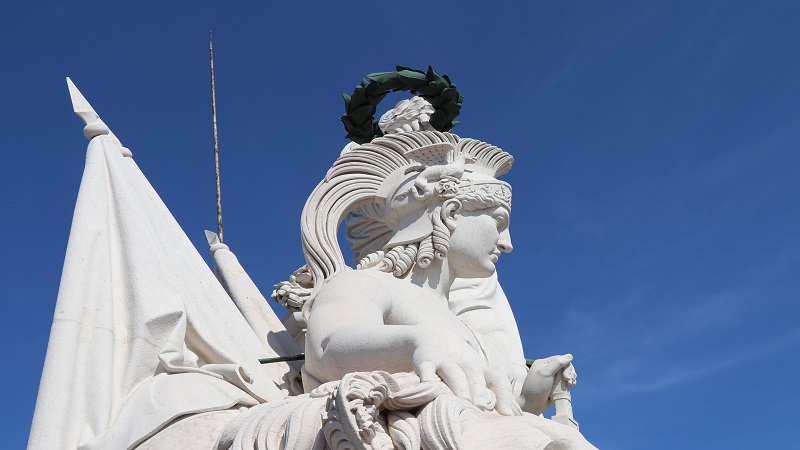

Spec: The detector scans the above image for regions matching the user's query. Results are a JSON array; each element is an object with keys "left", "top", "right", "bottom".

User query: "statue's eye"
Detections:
[
  {"left": 493, "top": 212, "right": 509, "bottom": 229},
  {"left": 395, "top": 193, "right": 406, "bottom": 201}
]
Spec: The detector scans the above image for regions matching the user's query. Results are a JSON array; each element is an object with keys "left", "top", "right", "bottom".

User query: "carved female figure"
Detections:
[{"left": 285, "top": 130, "right": 596, "bottom": 449}]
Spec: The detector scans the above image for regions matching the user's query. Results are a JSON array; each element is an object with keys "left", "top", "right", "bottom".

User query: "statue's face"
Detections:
[{"left": 447, "top": 205, "right": 512, "bottom": 278}]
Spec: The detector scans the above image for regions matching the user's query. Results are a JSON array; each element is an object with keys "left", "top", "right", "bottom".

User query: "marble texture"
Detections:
[{"left": 277, "top": 128, "right": 594, "bottom": 448}]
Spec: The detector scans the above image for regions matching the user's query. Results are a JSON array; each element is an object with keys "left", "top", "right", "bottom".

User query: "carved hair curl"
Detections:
[{"left": 355, "top": 194, "right": 509, "bottom": 279}]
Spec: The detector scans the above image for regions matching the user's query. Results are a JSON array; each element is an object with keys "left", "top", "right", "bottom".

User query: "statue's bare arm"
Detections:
[
  {"left": 306, "top": 271, "right": 418, "bottom": 379},
  {"left": 305, "top": 270, "right": 515, "bottom": 414}
]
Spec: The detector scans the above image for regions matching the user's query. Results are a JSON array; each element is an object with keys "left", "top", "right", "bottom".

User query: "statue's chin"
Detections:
[{"left": 455, "top": 264, "right": 497, "bottom": 279}]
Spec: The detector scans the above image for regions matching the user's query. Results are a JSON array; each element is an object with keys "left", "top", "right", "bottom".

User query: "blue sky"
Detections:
[{"left": 2, "top": 1, "right": 799, "bottom": 448}]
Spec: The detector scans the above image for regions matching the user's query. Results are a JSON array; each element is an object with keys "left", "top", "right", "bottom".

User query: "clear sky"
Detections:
[{"left": 2, "top": 1, "right": 799, "bottom": 448}]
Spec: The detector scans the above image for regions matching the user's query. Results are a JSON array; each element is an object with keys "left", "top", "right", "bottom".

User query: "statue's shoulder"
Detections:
[{"left": 313, "top": 269, "right": 398, "bottom": 310}]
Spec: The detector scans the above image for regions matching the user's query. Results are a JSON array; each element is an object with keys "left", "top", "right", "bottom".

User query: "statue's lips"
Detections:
[{"left": 490, "top": 253, "right": 500, "bottom": 263}]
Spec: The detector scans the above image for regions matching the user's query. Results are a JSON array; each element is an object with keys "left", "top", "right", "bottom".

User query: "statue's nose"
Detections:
[{"left": 498, "top": 229, "right": 513, "bottom": 253}]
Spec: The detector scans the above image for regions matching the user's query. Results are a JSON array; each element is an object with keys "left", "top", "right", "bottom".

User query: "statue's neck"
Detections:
[{"left": 409, "top": 258, "right": 456, "bottom": 304}]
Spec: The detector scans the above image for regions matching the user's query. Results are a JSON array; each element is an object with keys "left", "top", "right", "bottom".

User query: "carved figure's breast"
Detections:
[{"left": 385, "top": 286, "right": 481, "bottom": 351}]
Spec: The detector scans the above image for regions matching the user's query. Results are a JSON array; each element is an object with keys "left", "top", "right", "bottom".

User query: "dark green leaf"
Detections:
[
  {"left": 349, "top": 89, "right": 367, "bottom": 108},
  {"left": 340, "top": 115, "right": 355, "bottom": 129},
  {"left": 348, "top": 104, "right": 374, "bottom": 125},
  {"left": 429, "top": 110, "right": 446, "bottom": 130}
]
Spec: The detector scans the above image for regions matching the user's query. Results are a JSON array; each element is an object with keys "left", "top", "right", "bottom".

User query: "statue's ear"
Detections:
[{"left": 440, "top": 199, "right": 462, "bottom": 232}]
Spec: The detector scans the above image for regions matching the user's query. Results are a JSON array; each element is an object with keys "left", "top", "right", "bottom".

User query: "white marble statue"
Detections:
[
  {"left": 28, "top": 80, "right": 597, "bottom": 449},
  {"left": 271, "top": 128, "right": 594, "bottom": 449}
]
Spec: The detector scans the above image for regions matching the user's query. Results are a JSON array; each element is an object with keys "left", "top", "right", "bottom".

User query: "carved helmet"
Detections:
[{"left": 298, "top": 131, "right": 513, "bottom": 314}]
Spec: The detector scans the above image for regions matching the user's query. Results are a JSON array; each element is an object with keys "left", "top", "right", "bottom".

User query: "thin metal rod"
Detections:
[
  {"left": 259, "top": 354, "right": 306, "bottom": 364},
  {"left": 259, "top": 354, "right": 529, "bottom": 365},
  {"left": 210, "top": 32, "right": 224, "bottom": 243}
]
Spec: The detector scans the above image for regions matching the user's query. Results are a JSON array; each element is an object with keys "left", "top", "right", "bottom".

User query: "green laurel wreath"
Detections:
[{"left": 340, "top": 65, "right": 463, "bottom": 144}]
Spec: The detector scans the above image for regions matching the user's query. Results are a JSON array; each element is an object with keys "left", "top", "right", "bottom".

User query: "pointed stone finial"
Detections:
[
  {"left": 67, "top": 77, "right": 99, "bottom": 125},
  {"left": 205, "top": 230, "right": 221, "bottom": 246},
  {"left": 205, "top": 230, "right": 228, "bottom": 254},
  {"left": 66, "top": 78, "right": 129, "bottom": 155}
]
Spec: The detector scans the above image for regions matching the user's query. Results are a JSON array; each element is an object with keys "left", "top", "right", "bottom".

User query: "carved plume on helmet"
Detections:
[{"left": 297, "top": 131, "right": 458, "bottom": 317}]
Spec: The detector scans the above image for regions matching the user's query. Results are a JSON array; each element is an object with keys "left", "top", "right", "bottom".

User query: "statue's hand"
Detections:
[
  {"left": 412, "top": 333, "right": 516, "bottom": 416},
  {"left": 519, "top": 354, "right": 574, "bottom": 415}
]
